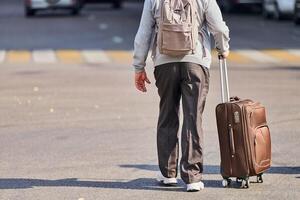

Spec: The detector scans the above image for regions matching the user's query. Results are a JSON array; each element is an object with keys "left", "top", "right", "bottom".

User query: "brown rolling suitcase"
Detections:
[{"left": 215, "top": 56, "right": 271, "bottom": 188}]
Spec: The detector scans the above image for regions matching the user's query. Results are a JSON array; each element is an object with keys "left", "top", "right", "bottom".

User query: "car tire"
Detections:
[
  {"left": 273, "top": 2, "right": 283, "bottom": 20},
  {"left": 219, "top": 0, "right": 235, "bottom": 13},
  {"left": 262, "top": 1, "right": 272, "bottom": 19},
  {"left": 295, "top": 14, "right": 300, "bottom": 25},
  {"left": 71, "top": 8, "right": 80, "bottom": 15},
  {"left": 71, "top": 0, "right": 82, "bottom": 16},
  {"left": 112, "top": 1, "right": 122, "bottom": 9},
  {"left": 25, "top": 7, "right": 35, "bottom": 17},
  {"left": 295, "top": 5, "right": 300, "bottom": 25}
]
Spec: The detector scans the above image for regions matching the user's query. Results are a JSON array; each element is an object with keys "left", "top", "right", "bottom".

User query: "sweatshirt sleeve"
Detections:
[
  {"left": 132, "top": 0, "right": 156, "bottom": 73},
  {"left": 204, "top": 0, "right": 230, "bottom": 54}
]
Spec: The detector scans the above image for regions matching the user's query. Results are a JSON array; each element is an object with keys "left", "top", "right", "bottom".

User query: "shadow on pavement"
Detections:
[
  {"left": 119, "top": 164, "right": 300, "bottom": 175},
  {"left": 1, "top": 166, "right": 298, "bottom": 190},
  {"left": 0, "top": 178, "right": 184, "bottom": 191},
  {"left": 271, "top": 66, "right": 300, "bottom": 71}
]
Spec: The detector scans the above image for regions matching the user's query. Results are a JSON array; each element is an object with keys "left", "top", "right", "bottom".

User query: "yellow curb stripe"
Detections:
[
  {"left": 56, "top": 50, "right": 82, "bottom": 63},
  {"left": 106, "top": 50, "right": 133, "bottom": 63},
  {"left": 226, "top": 51, "right": 253, "bottom": 64},
  {"left": 211, "top": 50, "right": 219, "bottom": 65},
  {"left": 237, "top": 50, "right": 280, "bottom": 63},
  {"left": 1, "top": 49, "right": 300, "bottom": 65},
  {"left": 82, "top": 50, "right": 111, "bottom": 64},
  {"left": 263, "top": 50, "right": 300, "bottom": 63},
  {"left": 211, "top": 49, "right": 219, "bottom": 58},
  {"left": 211, "top": 50, "right": 218, "bottom": 57},
  {"left": 6, "top": 51, "right": 31, "bottom": 63}
]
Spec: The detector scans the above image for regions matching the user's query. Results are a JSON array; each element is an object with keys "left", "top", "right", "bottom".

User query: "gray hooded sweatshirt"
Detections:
[{"left": 133, "top": 0, "right": 230, "bottom": 72}]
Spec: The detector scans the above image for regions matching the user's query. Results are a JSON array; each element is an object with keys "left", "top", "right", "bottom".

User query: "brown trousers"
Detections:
[{"left": 154, "top": 62, "right": 210, "bottom": 184}]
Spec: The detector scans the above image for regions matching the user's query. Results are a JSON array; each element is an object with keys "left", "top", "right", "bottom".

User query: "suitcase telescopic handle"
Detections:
[{"left": 218, "top": 55, "right": 230, "bottom": 103}]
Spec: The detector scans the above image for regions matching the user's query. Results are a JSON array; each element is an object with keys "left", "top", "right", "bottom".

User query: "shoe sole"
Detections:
[
  {"left": 187, "top": 189, "right": 200, "bottom": 192},
  {"left": 157, "top": 180, "right": 178, "bottom": 186}
]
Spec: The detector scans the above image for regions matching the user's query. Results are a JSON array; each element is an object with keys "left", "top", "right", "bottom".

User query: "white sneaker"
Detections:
[
  {"left": 156, "top": 172, "right": 178, "bottom": 186},
  {"left": 186, "top": 181, "right": 205, "bottom": 192}
]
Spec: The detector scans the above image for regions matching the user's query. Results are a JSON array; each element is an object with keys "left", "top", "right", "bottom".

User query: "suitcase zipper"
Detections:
[
  {"left": 228, "top": 124, "right": 235, "bottom": 157},
  {"left": 228, "top": 104, "right": 235, "bottom": 176},
  {"left": 242, "top": 105, "right": 252, "bottom": 175},
  {"left": 225, "top": 103, "right": 234, "bottom": 176}
]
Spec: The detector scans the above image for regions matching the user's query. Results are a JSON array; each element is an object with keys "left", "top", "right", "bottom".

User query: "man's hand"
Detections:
[
  {"left": 135, "top": 71, "right": 151, "bottom": 93},
  {"left": 220, "top": 51, "right": 230, "bottom": 59}
]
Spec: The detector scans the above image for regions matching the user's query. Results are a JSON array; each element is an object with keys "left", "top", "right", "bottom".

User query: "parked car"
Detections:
[
  {"left": 24, "top": 0, "right": 84, "bottom": 17},
  {"left": 217, "top": 0, "right": 262, "bottom": 13},
  {"left": 295, "top": 0, "right": 300, "bottom": 24},
  {"left": 263, "top": 0, "right": 296, "bottom": 19},
  {"left": 83, "top": 0, "right": 123, "bottom": 9}
]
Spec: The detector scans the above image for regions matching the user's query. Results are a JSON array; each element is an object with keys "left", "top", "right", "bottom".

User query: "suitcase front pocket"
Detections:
[{"left": 254, "top": 125, "right": 271, "bottom": 173}]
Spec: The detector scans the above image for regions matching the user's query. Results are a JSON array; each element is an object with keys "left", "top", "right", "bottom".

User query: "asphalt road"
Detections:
[
  {"left": 0, "top": 0, "right": 300, "bottom": 200},
  {"left": 0, "top": 61, "right": 299, "bottom": 200},
  {"left": 0, "top": 0, "right": 299, "bottom": 50}
]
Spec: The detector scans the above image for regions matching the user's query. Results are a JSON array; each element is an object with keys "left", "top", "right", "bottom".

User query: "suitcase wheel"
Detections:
[
  {"left": 257, "top": 174, "right": 263, "bottom": 183},
  {"left": 240, "top": 178, "right": 250, "bottom": 189},
  {"left": 236, "top": 178, "right": 243, "bottom": 183},
  {"left": 222, "top": 178, "right": 231, "bottom": 187}
]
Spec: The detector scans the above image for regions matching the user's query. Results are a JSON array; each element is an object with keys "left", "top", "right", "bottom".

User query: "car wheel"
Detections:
[
  {"left": 71, "top": 8, "right": 80, "bottom": 15},
  {"left": 112, "top": 1, "right": 122, "bottom": 9},
  {"left": 219, "top": 0, "right": 235, "bottom": 13},
  {"left": 295, "top": 14, "right": 300, "bottom": 25},
  {"left": 71, "top": 0, "right": 82, "bottom": 15},
  {"left": 25, "top": 7, "right": 35, "bottom": 17},
  {"left": 262, "top": 1, "right": 272, "bottom": 19},
  {"left": 273, "top": 2, "right": 283, "bottom": 20}
]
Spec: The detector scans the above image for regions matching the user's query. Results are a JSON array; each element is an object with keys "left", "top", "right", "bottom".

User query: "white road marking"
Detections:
[
  {"left": 288, "top": 49, "right": 300, "bottom": 57},
  {"left": 82, "top": 50, "right": 111, "bottom": 64},
  {"left": 98, "top": 23, "right": 108, "bottom": 30},
  {"left": 237, "top": 50, "right": 280, "bottom": 63},
  {"left": 32, "top": 50, "right": 57, "bottom": 63},
  {"left": 0, "top": 50, "right": 6, "bottom": 63},
  {"left": 1, "top": 49, "right": 299, "bottom": 65},
  {"left": 112, "top": 36, "right": 123, "bottom": 44}
]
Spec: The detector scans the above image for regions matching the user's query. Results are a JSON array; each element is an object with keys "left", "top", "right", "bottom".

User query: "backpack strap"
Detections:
[
  {"left": 190, "top": 0, "right": 197, "bottom": 54},
  {"left": 150, "top": 26, "right": 158, "bottom": 59}
]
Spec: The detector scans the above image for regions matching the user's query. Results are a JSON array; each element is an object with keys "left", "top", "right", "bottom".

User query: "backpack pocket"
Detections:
[{"left": 160, "top": 24, "right": 193, "bottom": 55}]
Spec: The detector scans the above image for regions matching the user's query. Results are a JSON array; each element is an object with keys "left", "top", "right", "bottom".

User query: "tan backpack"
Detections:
[{"left": 157, "top": 0, "right": 199, "bottom": 57}]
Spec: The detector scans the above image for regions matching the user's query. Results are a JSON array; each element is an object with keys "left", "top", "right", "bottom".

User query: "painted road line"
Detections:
[
  {"left": 263, "top": 50, "right": 300, "bottom": 63},
  {"left": 7, "top": 50, "right": 31, "bottom": 63},
  {"left": 106, "top": 50, "right": 133, "bottom": 63},
  {"left": 226, "top": 51, "right": 253, "bottom": 64},
  {"left": 82, "top": 50, "right": 110, "bottom": 64},
  {"left": 288, "top": 49, "right": 300, "bottom": 57},
  {"left": 0, "top": 50, "right": 5, "bottom": 63},
  {"left": 0, "top": 49, "right": 299, "bottom": 65},
  {"left": 237, "top": 50, "right": 280, "bottom": 63},
  {"left": 56, "top": 50, "right": 82, "bottom": 63},
  {"left": 32, "top": 50, "right": 57, "bottom": 64}
]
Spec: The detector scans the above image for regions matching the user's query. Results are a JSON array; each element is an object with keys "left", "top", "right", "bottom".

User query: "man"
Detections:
[{"left": 133, "top": 0, "right": 230, "bottom": 192}]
